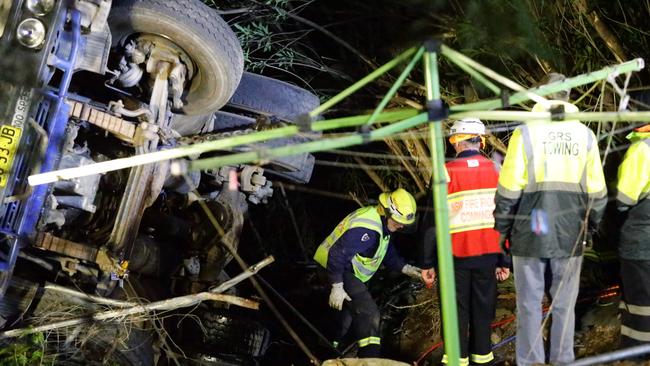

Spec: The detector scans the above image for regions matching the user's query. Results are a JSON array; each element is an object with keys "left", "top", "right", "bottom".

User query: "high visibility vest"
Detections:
[
  {"left": 446, "top": 154, "right": 501, "bottom": 257},
  {"left": 314, "top": 206, "right": 390, "bottom": 282},
  {"left": 494, "top": 109, "right": 608, "bottom": 258},
  {"left": 616, "top": 138, "right": 650, "bottom": 260}
]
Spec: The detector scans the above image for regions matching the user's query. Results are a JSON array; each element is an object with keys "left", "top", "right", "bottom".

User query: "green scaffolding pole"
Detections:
[
  {"left": 424, "top": 47, "right": 460, "bottom": 365},
  {"left": 188, "top": 113, "right": 429, "bottom": 171}
]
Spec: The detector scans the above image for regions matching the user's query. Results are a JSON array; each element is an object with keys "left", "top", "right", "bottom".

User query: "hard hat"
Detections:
[
  {"left": 379, "top": 188, "right": 417, "bottom": 225},
  {"left": 449, "top": 118, "right": 486, "bottom": 136}
]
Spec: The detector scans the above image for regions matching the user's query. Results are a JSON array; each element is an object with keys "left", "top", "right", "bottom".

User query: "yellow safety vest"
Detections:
[{"left": 313, "top": 206, "right": 390, "bottom": 282}]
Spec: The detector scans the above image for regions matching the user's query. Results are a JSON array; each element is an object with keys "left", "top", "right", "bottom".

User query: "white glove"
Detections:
[
  {"left": 402, "top": 264, "right": 422, "bottom": 280},
  {"left": 329, "top": 282, "right": 351, "bottom": 311}
]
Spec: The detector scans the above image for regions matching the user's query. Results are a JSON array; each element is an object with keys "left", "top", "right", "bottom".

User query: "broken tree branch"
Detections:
[
  {"left": 0, "top": 292, "right": 258, "bottom": 339},
  {"left": 0, "top": 256, "right": 277, "bottom": 340},
  {"left": 209, "top": 255, "right": 275, "bottom": 293}
]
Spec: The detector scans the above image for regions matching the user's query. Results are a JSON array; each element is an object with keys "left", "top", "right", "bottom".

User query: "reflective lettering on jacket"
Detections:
[
  {"left": 313, "top": 206, "right": 389, "bottom": 282},
  {"left": 449, "top": 188, "right": 497, "bottom": 233},
  {"left": 616, "top": 138, "right": 650, "bottom": 260},
  {"left": 494, "top": 104, "right": 607, "bottom": 258}
]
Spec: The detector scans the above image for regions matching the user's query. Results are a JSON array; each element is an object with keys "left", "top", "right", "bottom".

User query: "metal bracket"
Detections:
[
  {"left": 423, "top": 39, "right": 442, "bottom": 53},
  {"left": 296, "top": 113, "right": 313, "bottom": 133},
  {"left": 550, "top": 104, "right": 565, "bottom": 121},
  {"left": 357, "top": 124, "right": 371, "bottom": 144},
  {"left": 426, "top": 99, "right": 449, "bottom": 121},
  {"left": 500, "top": 90, "right": 510, "bottom": 108}
]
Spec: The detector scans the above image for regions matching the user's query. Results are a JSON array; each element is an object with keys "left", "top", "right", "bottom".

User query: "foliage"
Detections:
[{"left": 0, "top": 331, "right": 53, "bottom": 366}]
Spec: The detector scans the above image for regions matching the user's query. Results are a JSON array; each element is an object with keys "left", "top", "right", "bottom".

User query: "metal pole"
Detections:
[
  {"left": 309, "top": 47, "right": 418, "bottom": 117},
  {"left": 449, "top": 110, "right": 650, "bottom": 122},
  {"left": 424, "top": 47, "right": 460, "bottom": 365},
  {"left": 566, "top": 344, "right": 650, "bottom": 366},
  {"left": 188, "top": 113, "right": 429, "bottom": 171},
  {"left": 28, "top": 109, "right": 418, "bottom": 186},
  {"left": 449, "top": 58, "right": 644, "bottom": 112},
  {"left": 364, "top": 47, "right": 425, "bottom": 125}
]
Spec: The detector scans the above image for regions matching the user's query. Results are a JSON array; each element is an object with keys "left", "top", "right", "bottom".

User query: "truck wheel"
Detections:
[
  {"left": 182, "top": 310, "right": 270, "bottom": 358},
  {"left": 171, "top": 72, "right": 320, "bottom": 134},
  {"left": 108, "top": 0, "right": 244, "bottom": 116},
  {"left": 226, "top": 72, "right": 320, "bottom": 123}
]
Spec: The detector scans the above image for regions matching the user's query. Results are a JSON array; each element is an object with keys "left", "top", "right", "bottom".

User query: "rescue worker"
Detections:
[
  {"left": 421, "top": 118, "right": 510, "bottom": 366},
  {"left": 493, "top": 99, "right": 607, "bottom": 366},
  {"left": 616, "top": 124, "right": 650, "bottom": 350},
  {"left": 313, "top": 188, "right": 422, "bottom": 358}
]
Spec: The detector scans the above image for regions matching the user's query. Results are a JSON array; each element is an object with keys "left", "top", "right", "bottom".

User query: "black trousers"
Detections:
[
  {"left": 333, "top": 271, "right": 381, "bottom": 358},
  {"left": 452, "top": 265, "right": 497, "bottom": 360},
  {"left": 620, "top": 258, "right": 650, "bottom": 351}
]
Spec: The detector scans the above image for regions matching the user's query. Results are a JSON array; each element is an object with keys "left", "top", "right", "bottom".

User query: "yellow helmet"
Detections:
[{"left": 379, "top": 188, "right": 417, "bottom": 225}]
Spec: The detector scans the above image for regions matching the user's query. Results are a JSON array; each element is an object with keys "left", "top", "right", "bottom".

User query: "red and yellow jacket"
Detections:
[{"left": 446, "top": 150, "right": 501, "bottom": 257}]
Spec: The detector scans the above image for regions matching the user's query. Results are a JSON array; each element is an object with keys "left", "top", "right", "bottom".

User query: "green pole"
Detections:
[
  {"left": 309, "top": 47, "right": 418, "bottom": 117},
  {"left": 449, "top": 110, "right": 650, "bottom": 122},
  {"left": 364, "top": 47, "right": 425, "bottom": 125},
  {"left": 187, "top": 113, "right": 429, "bottom": 171},
  {"left": 449, "top": 58, "right": 644, "bottom": 112},
  {"left": 424, "top": 48, "right": 460, "bottom": 365},
  {"left": 442, "top": 51, "right": 501, "bottom": 95},
  {"left": 28, "top": 108, "right": 419, "bottom": 186},
  {"left": 317, "top": 108, "right": 419, "bottom": 130}
]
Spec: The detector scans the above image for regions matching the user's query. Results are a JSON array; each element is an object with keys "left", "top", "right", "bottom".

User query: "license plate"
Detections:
[{"left": 0, "top": 125, "right": 21, "bottom": 188}]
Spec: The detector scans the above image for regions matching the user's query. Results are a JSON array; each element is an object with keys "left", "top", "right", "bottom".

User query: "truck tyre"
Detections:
[
  {"left": 182, "top": 310, "right": 270, "bottom": 358},
  {"left": 227, "top": 72, "right": 320, "bottom": 123},
  {"left": 108, "top": 0, "right": 244, "bottom": 116},
  {"left": 171, "top": 72, "right": 320, "bottom": 134}
]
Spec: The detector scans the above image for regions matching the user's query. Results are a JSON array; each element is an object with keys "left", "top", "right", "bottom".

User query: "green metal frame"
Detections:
[{"left": 28, "top": 42, "right": 650, "bottom": 365}]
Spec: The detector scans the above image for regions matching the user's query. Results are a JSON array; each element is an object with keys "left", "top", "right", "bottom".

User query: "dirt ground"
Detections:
[{"left": 398, "top": 275, "right": 643, "bottom": 366}]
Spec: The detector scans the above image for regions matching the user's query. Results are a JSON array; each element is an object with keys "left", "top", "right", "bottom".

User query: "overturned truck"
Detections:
[{"left": 0, "top": 0, "right": 318, "bottom": 363}]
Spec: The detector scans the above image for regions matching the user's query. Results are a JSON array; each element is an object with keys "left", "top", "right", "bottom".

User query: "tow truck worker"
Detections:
[
  {"left": 314, "top": 188, "right": 422, "bottom": 358},
  {"left": 616, "top": 124, "right": 650, "bottom": 350},
  {"left": 421, "top": 118, "right": 510, "bottom": 366},
  {"left": 494, "top": 99, "right": 607, "bottom": 366}
]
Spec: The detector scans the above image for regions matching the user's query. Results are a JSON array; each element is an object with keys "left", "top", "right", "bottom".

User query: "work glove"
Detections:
[
  {"left": 329, "top": 283, "right": 351, "bottom": 311},
  {"left": 402, "top": 264, "right": 423, "bottom": 280},
  {"left": 421, "top": 268, "right": 436, "bottom": 289}
]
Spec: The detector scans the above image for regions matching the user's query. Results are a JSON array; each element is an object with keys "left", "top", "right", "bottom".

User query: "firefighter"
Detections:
[
  {"left": 493, "top": 100, "right": 607, "bottom": 366},
  {"left": 421, "top": 118, "right": 510, "bottom": 366},
  {"left": 313, "top": 188, "right": 422, "bottom": 358},
  {"left": 616, "top": 124, "right": 650, "bottom": 350}
]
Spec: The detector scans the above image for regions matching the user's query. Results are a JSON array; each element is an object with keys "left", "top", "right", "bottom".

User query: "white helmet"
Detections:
[{"left": 449, "top": 118, "right": 485, "bottom": 136}]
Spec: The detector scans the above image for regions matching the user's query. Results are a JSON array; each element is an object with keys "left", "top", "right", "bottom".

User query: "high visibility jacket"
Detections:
[
  {"left": 616, "top": 137, "right": 650, "bottom": 260},
  {"left": 314, "top": 206, "right": 390, "bottom": 282},
  {"left": 446, "top": 152, "right": 501, "bottom": 257},
  {"left": 494, "top": 102, "right": 607, "bottom": 257}
]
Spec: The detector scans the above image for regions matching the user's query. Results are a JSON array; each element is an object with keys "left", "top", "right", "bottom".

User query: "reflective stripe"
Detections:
[
  {"left": 617, "top": 190, "right": 638, "bottom": 206},
  {"left": 358, "top": 336, "right": 381, "bottom": 347},
  {"left": 350, "top": 217, "right": 382, "bottom": 232},
  {"left": 470, "top": 352, "right": 495, "bottom": 363},
  {"left": 620, "top": 301, "right": 650, "bottom": 316},
  {"left": 496, "top": 183, "right": 522, "bottom": 199},
  {"left": 524, "top": 181, "right": 585, "bottom": 193},
  {"left": 450, "top": 222, "right": 495, "bottom": 233},
  {"left": 442, "top": 354, "right": 469, "bottom": 366},
  {"left": 519, "top": 124, "right": 536, "bottom": 186},
  {"left": 621, "top": 325, "right": 650, "bottom": 342},
  {"left": 351, "top": 259, "right": 376, "bottom": 277}
]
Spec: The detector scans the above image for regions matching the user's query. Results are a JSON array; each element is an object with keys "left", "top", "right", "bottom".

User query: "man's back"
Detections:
[{"left": 494, "top": 104, "right": 607, "bottom": 257}]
